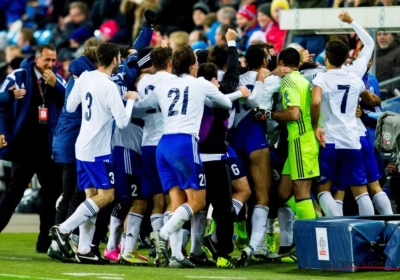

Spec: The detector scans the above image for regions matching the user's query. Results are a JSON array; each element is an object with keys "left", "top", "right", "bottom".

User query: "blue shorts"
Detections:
[
  {"left": 112, "top": 146, "right": 143, "bottom": 200},
  {"left": 77, "top": 155, "right": 115, "bottom": 191},
  {"left": 319, "top": 144, "right": 367, "bottom": 190},
  {"left": 142, "top": 145, "right": 164, "bottom": 196},
  {"left": 231, "top": 113, "right": 268, "bottom": 158},
  {"left": 156, "top": 134, "right": 205, "bottom": 192},
  {"left": 226, "top": 145, "right": 246, "bottom": 180},
  {"left": 360, "top": 136, "right": 381, "bottom": 183}
]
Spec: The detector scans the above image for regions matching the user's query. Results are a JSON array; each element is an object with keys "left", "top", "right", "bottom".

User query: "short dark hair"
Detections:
[
  {"left": 278, "top": 47, "right": 300, "bottom": 68},
  {"left": 119, "top": 45, "right": 133, "bottom": 59},
  {"left": 36, "top": 44, "right": 56, "bottom": 56},
  {"left": 207, "top": 44, "right": 228, "bottom": 69},
  {"left": 151, "top": 47, "right": 173, "bottom": 71},
  {"left": 325, "top": 40, "right": 349, "bottom": 67},
  {"left": 245, "top": 44, "right": 267, "bottom": 70},
  {"left": 217, "top": 24, "right": 236, "bottom": 43},
  {"left": 172, "top": 45, "right": 196, "bottom": 77},
  {"left": 329, "top": 35, "right": 349, "bottom": 49},
  {"left": 97, "top": 42, "right": 119, "bottom": 67},
  {"left": 197, "top": 63, "right": 218, "bottom": 81}
]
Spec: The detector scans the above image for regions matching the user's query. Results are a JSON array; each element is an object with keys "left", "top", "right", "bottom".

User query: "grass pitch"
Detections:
[{"left": 0, "top": 233, "right": 399, "bottom": 280}]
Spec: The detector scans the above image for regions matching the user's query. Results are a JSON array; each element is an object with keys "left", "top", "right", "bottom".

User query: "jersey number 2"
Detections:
[
  {"left": 337, "top": 85, "right": 350, "bottom": 114},
  {"left": 168, "top": 87, "right": 188, "bottom": 116},
  {"left": 85, "top": 92, "right": 93, "bottom": 121}
]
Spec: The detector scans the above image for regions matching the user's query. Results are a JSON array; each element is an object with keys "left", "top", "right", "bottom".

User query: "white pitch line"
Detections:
[
  {"left": 186, "top": 277, "right": 247, "bottom": 279},
  {"left": 0, "top": 256, "right": 30, "bottom": 260},
  {"left": 0, "top": 274, "right": 66, "bottom": 280},
  {"left": 97, "top": 277, "right": 123, "bottom": 280},
  {"left": 63, "top": 273, "right": 124, "bottom": 277}
]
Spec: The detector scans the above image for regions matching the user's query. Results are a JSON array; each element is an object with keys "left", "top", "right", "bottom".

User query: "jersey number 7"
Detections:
[
  {"left": 168, "top": 87, "right": 189, "bottom": 116},
  {"left": 338, "top": 85, "right": 350, "bottom": 114}
]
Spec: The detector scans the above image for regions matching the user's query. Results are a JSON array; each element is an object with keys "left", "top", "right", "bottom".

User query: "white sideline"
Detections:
[
  {"left": 63, "top": 273, "right": 124, "bottom": 277},
  {"left": 186, "top": 277, "right": 247, "bottom": 279},
  {"left": 0, "top": 274, "right": 66, "bottom": 280}
]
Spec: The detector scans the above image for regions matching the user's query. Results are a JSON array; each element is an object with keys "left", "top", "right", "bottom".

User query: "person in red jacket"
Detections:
[{"left": 266, "top": 0, "right": 289, "bottom": 53}]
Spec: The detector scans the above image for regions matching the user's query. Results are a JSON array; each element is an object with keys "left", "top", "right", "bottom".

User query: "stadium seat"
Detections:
[
  {"left": 36, "top": 30, "right": 52, "bottom": 45},
  {"left": 7, "top": 31, "right": 19, "bottom": 45}
]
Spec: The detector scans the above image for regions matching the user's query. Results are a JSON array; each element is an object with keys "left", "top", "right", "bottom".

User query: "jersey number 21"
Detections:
[{"left": 168, "top": 87, "right": 189, "bottom": 116}]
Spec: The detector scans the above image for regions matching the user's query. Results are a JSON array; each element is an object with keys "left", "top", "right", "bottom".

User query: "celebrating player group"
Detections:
[{"left": 47, "top": 11, "right": 392, "bottom": 269}]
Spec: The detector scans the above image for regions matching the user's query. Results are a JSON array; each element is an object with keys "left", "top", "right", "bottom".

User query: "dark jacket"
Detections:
[
  {"left": 199, "top": 43, "right": 240, "bottom": 154},
  {"left": 52, "top": 56, "right": 96, "bottom": 164},
  {"left": 0, "top": 56, "right": 66, "bottom": 160}
]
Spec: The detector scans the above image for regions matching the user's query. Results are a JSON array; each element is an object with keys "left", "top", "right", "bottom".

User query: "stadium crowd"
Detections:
[{"left": 0, "top": 0, "right": 398, "bottom": 270}]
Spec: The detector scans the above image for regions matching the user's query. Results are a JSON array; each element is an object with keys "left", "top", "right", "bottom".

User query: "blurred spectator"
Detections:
[
  {"left": 376, "top": 32, "right": 400, "bottom": 98},
  {"left": 169, "top": 31, "right": 189, "bottom": 52},
  {"left": 202, "top": 12, "right": 219, "bottom": 46},
  {"left": 266, "top": 0, "right": 288, "bottom": 53},
  {"left": 334, "top": 0, "right": 376, "bottom": 6},
  {"left": 193, "top": 2, "right": 210, "bottom": 29},
  {"left": 69, "top": 27, "right": 92, "bottom": 56},
  {"left": 99, "top": 20, "right": 119, "bottom": 42},
  {"left": 215, "top": 23, "right": 236, "bottom": 45},
  {"left": 189, "top": 30, "right": 209, "bottom": 47},
  {"left": 236, "top": 4, "right": 260, "bottom": 51},
  {"left": 50, "top": 1, "right": 93, "bottom": 58},
  {"left": 8, "top": 57, "right": 25, "bottom": 74},
  {"left": 0, "top": 0, "right": 26, "bottom": 29},
  {"left": 249, "top": 3, "right": 272, "bottom": 44},
  {"left": 377, "top": 0, "right": 400, "bottom": 5},
  {"left": 291, "top": 0, "right": 326, "bottom": 56},
  {"left": 216, "top": 6, "right": 237, "bottom": 25},
  {"left": 17, "top": 28, "right": 37, "bottom": 56},
  {"left": 5, "top": 46, "right": 22, "bottom": 65}
]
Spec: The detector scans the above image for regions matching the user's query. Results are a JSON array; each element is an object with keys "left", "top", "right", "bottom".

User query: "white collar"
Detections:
[{"left": 34, "top": 67, "right": 44, "bottom": 82}]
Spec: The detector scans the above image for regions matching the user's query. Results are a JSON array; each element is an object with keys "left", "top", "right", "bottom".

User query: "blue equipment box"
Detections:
[
  {"left": 384, "top": 220, "right": 400, "bottom": 270},
  {"left": 295, "top": 218, "right": 385, "bottom": 272}
]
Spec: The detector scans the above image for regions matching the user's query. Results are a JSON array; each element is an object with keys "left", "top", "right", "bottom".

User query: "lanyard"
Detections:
[{"left": 36, "top": 78, "right": 46, "bottom": 105}]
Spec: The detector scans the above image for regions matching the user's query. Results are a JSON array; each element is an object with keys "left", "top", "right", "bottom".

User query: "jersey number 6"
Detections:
[{"left": 168, "top": 87, "right": 189, "bottom": 116}]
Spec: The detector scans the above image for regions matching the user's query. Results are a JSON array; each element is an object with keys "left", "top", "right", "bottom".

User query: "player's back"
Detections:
[
  {"left": 313, "top": 69, "right": 364, "bottom": 149},
  {"left": 155, "top": 75, "right": 209, "bottom": 138},
  {"left": 280, "top": 71, "right": 313, "bottom": 140},
  {"left": 300, "top": 66, "right": 326, "bottom": 83},
  {"left": 137, "top": 72, "right": 176, "bottom": 146},
  {"left": 234, "top": 70, "right": 257, "bottom": 127},
  {"left": 75, "top": 70, "right": 119, "bottom": 160}
]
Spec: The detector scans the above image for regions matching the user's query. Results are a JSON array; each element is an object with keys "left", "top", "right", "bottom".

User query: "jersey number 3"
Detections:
[
  {"left": 168, "top": 87, "right": 189, "bottom": 116},
  {"left": 85, "top": 92, "right": 93, "bottom": 121}
]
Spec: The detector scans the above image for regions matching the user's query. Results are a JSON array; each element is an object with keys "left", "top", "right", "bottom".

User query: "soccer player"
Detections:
[
  {"left": 134, "top": 45, "right": 232, "bottom": 268},
  {"left": 136, "top": 46, "right": 176, "bottom": 264},
  {"left": 50, "top": 42, "right": 139, "bottom": 264},
  {"left": 311, "top": 40, "right": 374, "bottom": 217},
  {"left": 234, "top": 44, "right": 280, "bottom": 267}
]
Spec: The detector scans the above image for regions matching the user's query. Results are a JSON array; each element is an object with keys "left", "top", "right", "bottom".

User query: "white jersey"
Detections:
[
  {"left": 260, "top": 74, "right": 281, "bottom": 110},
  {"left": 111, "top": 73, "right": 142, "bottom": 153},
  {"left": 234, "top": 71, "right": 258, "bottom": 127},
  {"left": 312, "top": 68, "right": 365, "bottom": 149},
  {"left": 67, "top": 70, "right": 134, "bottom": 161},
  {"left": 301, "top": 66, "right": 326, "bottom": 84},
  {"left": 137, "top": 71, "right": 176, "bottom": 146},
  {"left": 133, "top": 74, "right": 231, "bottom": 139}
]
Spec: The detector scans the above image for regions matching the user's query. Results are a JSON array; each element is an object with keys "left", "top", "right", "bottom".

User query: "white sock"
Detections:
[
  {"left": 278, "top": 206, "right": 294, "bottom": 247},
  {"left": 355, "top": 193, "right": 375, "bottom": 216},
  {"left": 335, "top": 200, "right": 343, "bottom": 216},
  {"left": 232, "top": 199, "right": 243, "bottom": 215},
  {"left": 160, "top": 204, "right": 193, "bottom": 240},
  {"left": 373, "top": 191, "right": 393, "bottom": 215},
  {"left": 190, "top": 211, "right": 207, "bottom": 256},
  {"left": 170, "top": 226, "right": 184, "bottom": 261},
  {"left": 266, "top": 218, "right": 275, "bottom": 235},
  {"left": 249, "top": 205, "right": 269, "bottom": 251},
  {"left": 150, "top": 213, "right": 164, "bottom": 231},
  {"left": 120, "top": 233, "right": 126, "bottom": 253},
  {"left": 59, "top": 199, "right": 99, "bottom": 234},
  {"left": 123, "top": 213, "right": 143, "bottom": 254},
  {"left": 318, "top": 192, "right": 341, "bottom": 217},
  {"left": 77, "top": 215, "right": 97, "bottom": 254},
  {"left": 107, "top": 216, "right": 123, "bottom": 251},
  {"left": 163, "top": 211, "right": 171, "bottom": 227},
  {"left": 51, "top": 240, "right": 59, "bottom": 250}
]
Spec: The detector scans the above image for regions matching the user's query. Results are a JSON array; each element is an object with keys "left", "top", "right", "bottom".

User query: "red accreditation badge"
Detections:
[{"left": 38, "top": 105, "right": 48, "bottom": 124}]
